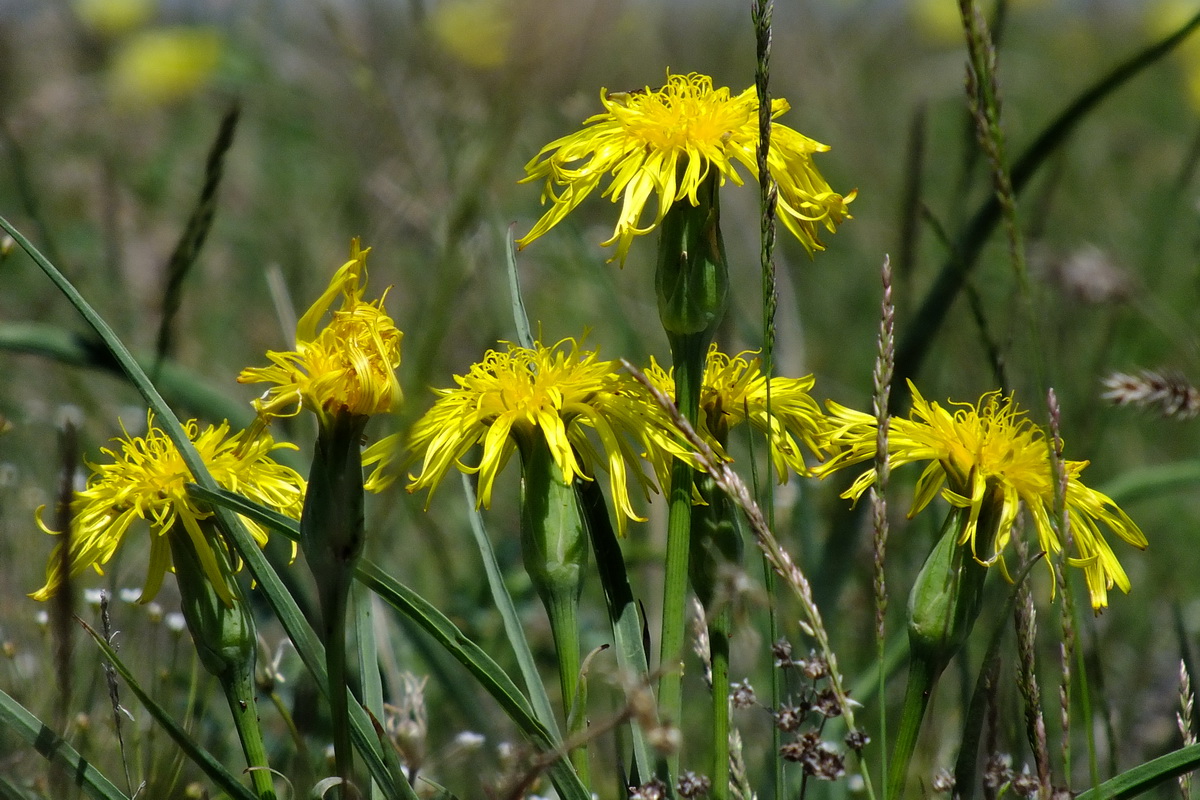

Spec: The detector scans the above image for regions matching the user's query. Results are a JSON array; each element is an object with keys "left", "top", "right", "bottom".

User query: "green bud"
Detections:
[
  {"left": 907, "top": 505, "right": 995, "bottom": 670},
  {"left": 689, "top": 471, "right": 744, "bottom": 611},
  {"left": 169, "top": 525, "right": 256, "bottom": 680},
  {"left": 655, "top": 168, "right": 729, "bottom": 338},
  {"left": 519, "top": 435, "right": 588, "bottom": 605},
  {"left": 301, "top": 411, "right": 369, "bottom": 575}
]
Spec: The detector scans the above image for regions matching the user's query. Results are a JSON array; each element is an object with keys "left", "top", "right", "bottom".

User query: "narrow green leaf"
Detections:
[
  {"left": 504, "top": 225, "right": 535, "bottom": 350},
  {"left": 460, "top": 473, "right": 562, "bottom": 741},
  {"left": 1075, "top": 743, "right": 1200, "bottom": 800},
  {"left": 0, "top": 687, "right": 130, "bottom": 800},
  {"left": 355, "top": 581, "right": 386, "bottom": 800},
  {"left": 1, "top": 218, "right": 412, "bottom": 800},
  {"left": 77, "top": 620, "right": 258, "bottom": 800}
]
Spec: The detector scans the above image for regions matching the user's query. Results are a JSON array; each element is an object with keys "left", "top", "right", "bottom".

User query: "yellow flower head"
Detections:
[
  {"left": 517, "top": 72, "right": 856, "bottom": 264},
  {"left": 645, "top": 344, "right": 830, "bottom": 479},
  {"left": 31, "top": 414, "right": 306, "bottom": 605},
  {"left": 109, "top": 27, "right": 222, "bottom": 107},
  {"left": 407, "top": 338, "right": 684, "bottom": 535},
  {"left": 817, "top": 382, "right": 1148, "bottom": 611},
  {"left": 239, "top": 239, "right": 403, "bottom": 425}
]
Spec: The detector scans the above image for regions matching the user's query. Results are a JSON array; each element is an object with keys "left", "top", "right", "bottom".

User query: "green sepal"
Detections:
[
  {"left": 907, "top": 505, "right": 992, "bottom": 669},
  {"left": 169, "top": 525, "right": 257, "bottom": 681},
  {"left": 302, "top": 411, "right": 369, "bottom": 578},
  {"left": 655, "top": 168, "right": 729, "bottom": 338},
  {"left": 689, "top": 471, "right": 745, "bottom": 611},
  {"left": 519, "top": 435, "right": 589, "bottom": 606}
]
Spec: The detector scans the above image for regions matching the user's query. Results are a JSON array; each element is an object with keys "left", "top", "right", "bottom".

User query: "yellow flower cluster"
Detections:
[
  {"left": 517, "top": 72, "right": 855, "bottom": 264},
  {"left": 817, "top": 382, "right": 1147, "bottom": 610},
  {"left": 31, "top": 415, "right": 304, "bottom": 605},
  {"left": 239, "top": 239, "right": 403, "bottom": 425}
]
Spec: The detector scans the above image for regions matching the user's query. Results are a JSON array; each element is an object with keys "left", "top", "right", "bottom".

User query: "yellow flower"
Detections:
[
  {"left": 31, "top": 414, "right": 306, "bottom": 605},
  {"left": 644, "top": 344, "right": 830, "bottom": 479},
  {"left": 239, "top": 239, "right": 403, "bottom": 425},
  {"left": 516, "top": 72, "right": 855, "bottom": 264},
  {"left": 407, "top": 338, "right": 684, "bottom": 535},
  {"left": 817, "top": 382, "right": 1147, "bottom": 611},
  {"left": 429, "top": 0, "right": 514, "bottom": 69},
  {"left": 109, "top": 27, "right": 222, "bottom": 107}
]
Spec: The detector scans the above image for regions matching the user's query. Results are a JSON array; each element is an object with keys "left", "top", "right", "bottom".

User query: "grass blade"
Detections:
[
  {"left": 0, "top": 687, "right": 130, "bottom": 800},
  {"left": 1074, "top": 743, "right": 1200, "bottom": 800},
  {"left": 77, "top": 620, "right": 258, "bottom": 800},
  {"left": 460, "top": 472, "right": 562, "bottom": 741}
]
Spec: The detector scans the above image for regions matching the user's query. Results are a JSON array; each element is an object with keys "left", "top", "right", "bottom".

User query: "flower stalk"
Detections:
[
  {"left": 302, "top": 411, "right": 370, "bottom": 798},
  {"left": 518, "top": 434, "right": 590, "bottom": 784},
  {"left": 170, "top": 524, "right": 277, "bottom": 800},
  {"left": 888, "top": 505, "right": 992, "bottom": 800},
  {"left": 656, "top": 167, "right": 728, "bottom": 774},
  {"left": 690, "top": 469, "right": 743, "bottom": 800}
]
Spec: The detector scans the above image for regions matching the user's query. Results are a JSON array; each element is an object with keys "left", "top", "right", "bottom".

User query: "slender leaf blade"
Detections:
[{"left": 0, "top": 688, "right": 130, "bottom": 800}]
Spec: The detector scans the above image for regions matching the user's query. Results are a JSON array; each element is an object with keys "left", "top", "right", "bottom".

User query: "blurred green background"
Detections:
[{"left": 2, "top": 0, "right": 1200, "bottom": 796}]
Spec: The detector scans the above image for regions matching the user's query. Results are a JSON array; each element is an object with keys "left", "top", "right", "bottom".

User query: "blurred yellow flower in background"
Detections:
[
  {"left": 517, "top": 72, "right": 854, "bottom": 264},
  {"left": 429, "top": 0, "right": 514, "bottom": 69},
  {"left": 818, "top": 382, "right": 1147, "bottom": 610},
  {"left": 108, "top": 27, "right": 222, "bottom": 106},
  {"left": 1149, "top": 0, "right": 1200, "bottom": 112},
  {"left": 73, "top": 0, "right": 155, "bottom": 37},
  {"left": 30, "top": 414, "right": 305, "bottom": 606}
]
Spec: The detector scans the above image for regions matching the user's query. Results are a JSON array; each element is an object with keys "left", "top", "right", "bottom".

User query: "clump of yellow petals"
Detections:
[
  {"left": 817, "top": 382, "right": 1147, "bottom": 611},
  {"left": 407, "top": 338, "right": 684, "bottom": 536},
  {"left": 517, "top": 72, "right": 855, "bottom": 265},
  {"left": 644, "top": 344, "right": 830, "bottom": 479},
  {"left": 31, "top": 414, "right": 306, "bottom": 605},
  {"left": 239, "top": 239, "right": 403, "bottom": 426}
]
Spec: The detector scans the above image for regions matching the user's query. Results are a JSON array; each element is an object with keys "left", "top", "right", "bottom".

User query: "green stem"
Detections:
[
  {"left": 658, "top": 330, "right": 707, "bottom": 772},
  {"left": 545, "top": 584, "right": 588, "bottom": 782},
  {"left": 519, "top": 436, "right": 590, "bottom": 787},
  {"left": 709, "top": 609, "right": 731, "bottom": 800},
  {"left": 323, "top": 569, "right": 357, "bottom": 798},
  {"left": 888, "top": 653, "right": 940, "bottom": 800},
  {"left": 302, "top": 412, "right": 370, "bottom": 799},
  {"left": 223, "top": 659, "right": 279, "bottom": 800}
]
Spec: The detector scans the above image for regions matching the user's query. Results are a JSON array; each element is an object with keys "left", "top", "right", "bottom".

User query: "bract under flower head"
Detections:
[
  {"left": 31, "top": 413, "right": 306, "bottom": 605},
  {"left": 645, "top": 344, "right": 830, "bottom": 479},
  {"left": 817, "top": 381, "right": 1147, "bottom": 610},
  {"left": 406, "top": 338, "right": 684, "bottom": 535},
  {"left": 517, "top": 71, "right": 855, "bottom": 264},
  {"left": 239, "top": 238, "right": 403, "bottom": 425}
]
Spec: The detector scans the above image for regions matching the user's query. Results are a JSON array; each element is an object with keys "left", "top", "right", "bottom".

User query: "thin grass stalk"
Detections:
[
  {"left": 871, "top": 256, "right": 895, "bottom": 799},
  {"left": 51, "top": 417, "right": 77, "bottom": 793},
  {"left": 1012, "top": 533, "right": 1052, "bottom": 798},
  {"left": 1179, "top": 661, "right": 1196, "bottom": 800},
  {"left": 957, "top": 0, "right": 1045, "bottom": 400},
  {"left": 1046, "top": 390, "right": 1076, "bottom": 791},
  {"left": 752, "top": 0, "right": 783, "bottom": 794},
  {"left": 892, "top": 6, "right": 1200, "bottom": 403}
]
